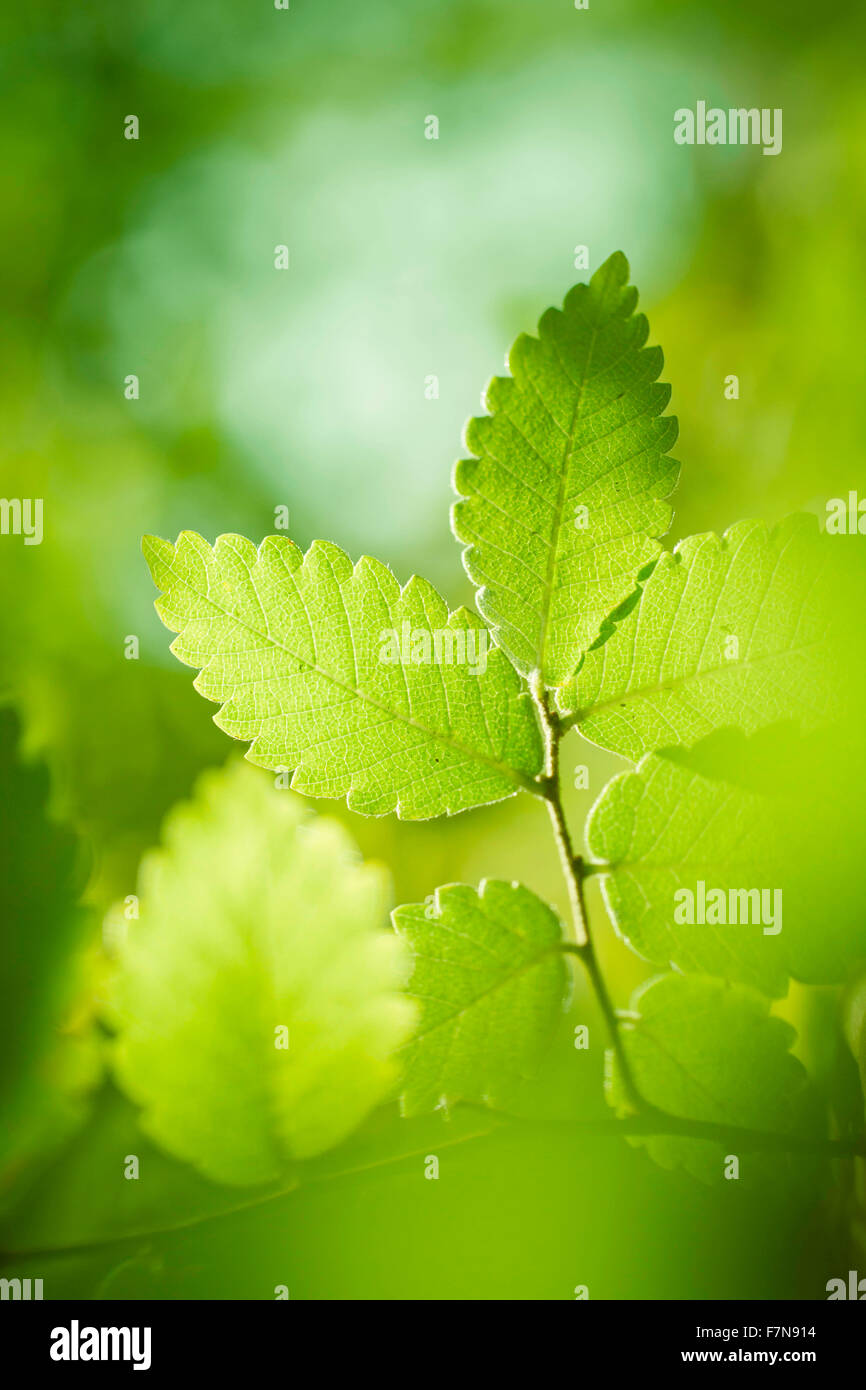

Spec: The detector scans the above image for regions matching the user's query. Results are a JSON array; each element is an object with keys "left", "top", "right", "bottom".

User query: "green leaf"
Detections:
[
  {"left": 608, "top": 973, "right": 821, "bottom": 1184},
  {"left": 587, "top": 727, "right": 866, "bottom": 996},
  {"left": 393, "top": 880, "right": 569, "bottom": 1114},
  {"left": 143, "top": 531, "right": 543, "bottom": 819},
  {"left": 0, "top": 708, "right": 101, "bottom": 1211},
  {"left": 557, "top": 515, "right": 840, "bottom": 759},
  {"left": 452, "top": 251, "right": 679, "bottom": 685},
  {"left": 109, "top": 761, "right": 416, "bottom": 1186},
  {"left": 586, "top": 744, "right": 793, "bottom": 995}
]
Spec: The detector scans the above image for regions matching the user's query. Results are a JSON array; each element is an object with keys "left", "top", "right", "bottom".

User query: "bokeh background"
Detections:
[{"left": 1, "top": 0, "right": 865, "bottom": 1299}]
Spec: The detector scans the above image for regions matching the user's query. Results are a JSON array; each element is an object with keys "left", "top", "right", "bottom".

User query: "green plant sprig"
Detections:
[{"left": 128, "top": 252, "right": 861, "bottom": 1191}]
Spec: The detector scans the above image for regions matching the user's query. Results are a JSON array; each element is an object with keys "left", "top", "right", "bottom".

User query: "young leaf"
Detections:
[
  {"left": 452, "top": 251, "right": 679, "bottom": 685},
  {"left": 608, "top": 973, "right": 821, "bottom": 1184},
  {"left": 143, "top": 531, "right": 543, "bottom": 819},
  {"left": 393, "top": 880, "right": 569, "bottom": 1114},
  {"left": 557, "top": 515, "right": 840, "bottom": 759},
  {"left": 110, "top": 762, "right": 416, "bottom": 1186}
]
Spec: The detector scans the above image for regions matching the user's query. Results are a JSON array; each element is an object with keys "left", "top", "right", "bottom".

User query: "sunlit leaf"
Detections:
[
  {"left": 452, "top": 252, "right": 678, "bottom": 685},
  {"left": 143, "top": 532, "right": 543, "bottom": 819},
  {"left": 393, "top": 880, "right": 568, "bottom": 1113},
  {"left": 558, "top": 516, "right": 840, "bottom": 759}
]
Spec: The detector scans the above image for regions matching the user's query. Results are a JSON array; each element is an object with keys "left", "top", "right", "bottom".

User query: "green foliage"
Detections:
[
  {"left": 393, "top": 880, "right": 569, "bottom": 1114},
  {"left": 131, "top": 255, "right": 854, "bottom": 1197},
  {"left": 557, "top": 515, "right": 840, "bottom": 759},
  {"left": 4, "top": 0, "right": 866, "bottom": 1299},
  {"left": 0, "top": 1085, "right": 503, "bottom": 1259},
  {"left": 608, "top": 974, "right": 820, "bottom": 1184},
  {"left": 109, "top": 761, "right": 415, "bottom": 1185},
  {"left": 142, "top": 531, "right": 543, "bottom": 818},
  {"left": 0, "top": 710, "right": 101, "bottom": 1210},
  {"left": 452, "top": 253, "right": 679, "bottom": 685},
  {"left": 4, "top": 254, "right": 861, "bottom": 1287},
  {"left": 0, "top": 1088, "right": 297, "bottom": 1255},
  {"left": 586, "top": 732, "right": 864, "bottom": 996},
  {"left": 586, "top": 747, "right": 793, "bottom": 995}
]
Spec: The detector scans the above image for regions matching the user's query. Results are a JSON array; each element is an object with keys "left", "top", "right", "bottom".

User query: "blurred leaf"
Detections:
[
  {"left": 844, "top": 972, "right": 866, "bottom": 1118},
  {"left": 16, "top": 658, "right": 228, "bottom": 884},
  {"left": 393, "top": 880, "right": 569, "bottom": 1114},
  {"left": 558, "top": 515, "right": 840, "bottom": 759},
  {"left": 0, "top": 708, "right": 101, "bottom": 1211},
  {"left": 609, "top": 973, "right": 822, "bottom": 1184},
  {"left": 0, "top": 1083, "right": 503, "bottom": 1258},
  {"left": 110, "top": 761, "right": 415, "bottom": 1186},
  {"left": 0, "top": 1086, "right": 287, "bottom": 1256},
  {"left": 452, "top": 252, "right": 679, "bottom": 685},
  {"left": 143, "top": 530, "right": 543, "bottom": 818}
]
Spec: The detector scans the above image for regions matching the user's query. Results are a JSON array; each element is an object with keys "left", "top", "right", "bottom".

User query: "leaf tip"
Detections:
[
  {"left": 603, "top": 249, "right": 630, "bottom": 280},
  {"left": 141, "top": 533, "right": 176, "bottom": 586}
]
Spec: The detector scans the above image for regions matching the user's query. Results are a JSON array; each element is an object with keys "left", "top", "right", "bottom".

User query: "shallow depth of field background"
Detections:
[{"left": 1, "top": 0, "right": 865, "bottom": 1298}]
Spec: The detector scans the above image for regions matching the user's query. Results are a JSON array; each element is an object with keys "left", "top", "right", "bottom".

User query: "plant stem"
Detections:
[
  {"left": 529, "top": 673, "right": 647, "bottom": 1115},
  {"left": 544, "top": 776, "right": 587, "bottom": 948},
  {"left": 460, "top": 1101, "right": 866, "bottom": 1158}
]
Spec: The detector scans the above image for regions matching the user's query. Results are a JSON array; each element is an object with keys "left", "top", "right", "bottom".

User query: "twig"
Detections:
[{"left": 528, "top": 673, "right": 647, "bottom": 1114}]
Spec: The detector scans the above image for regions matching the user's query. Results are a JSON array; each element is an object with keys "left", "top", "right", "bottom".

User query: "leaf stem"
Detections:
[{"left": 529, "top": 673, "right": 646, "bottom": 1115}]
